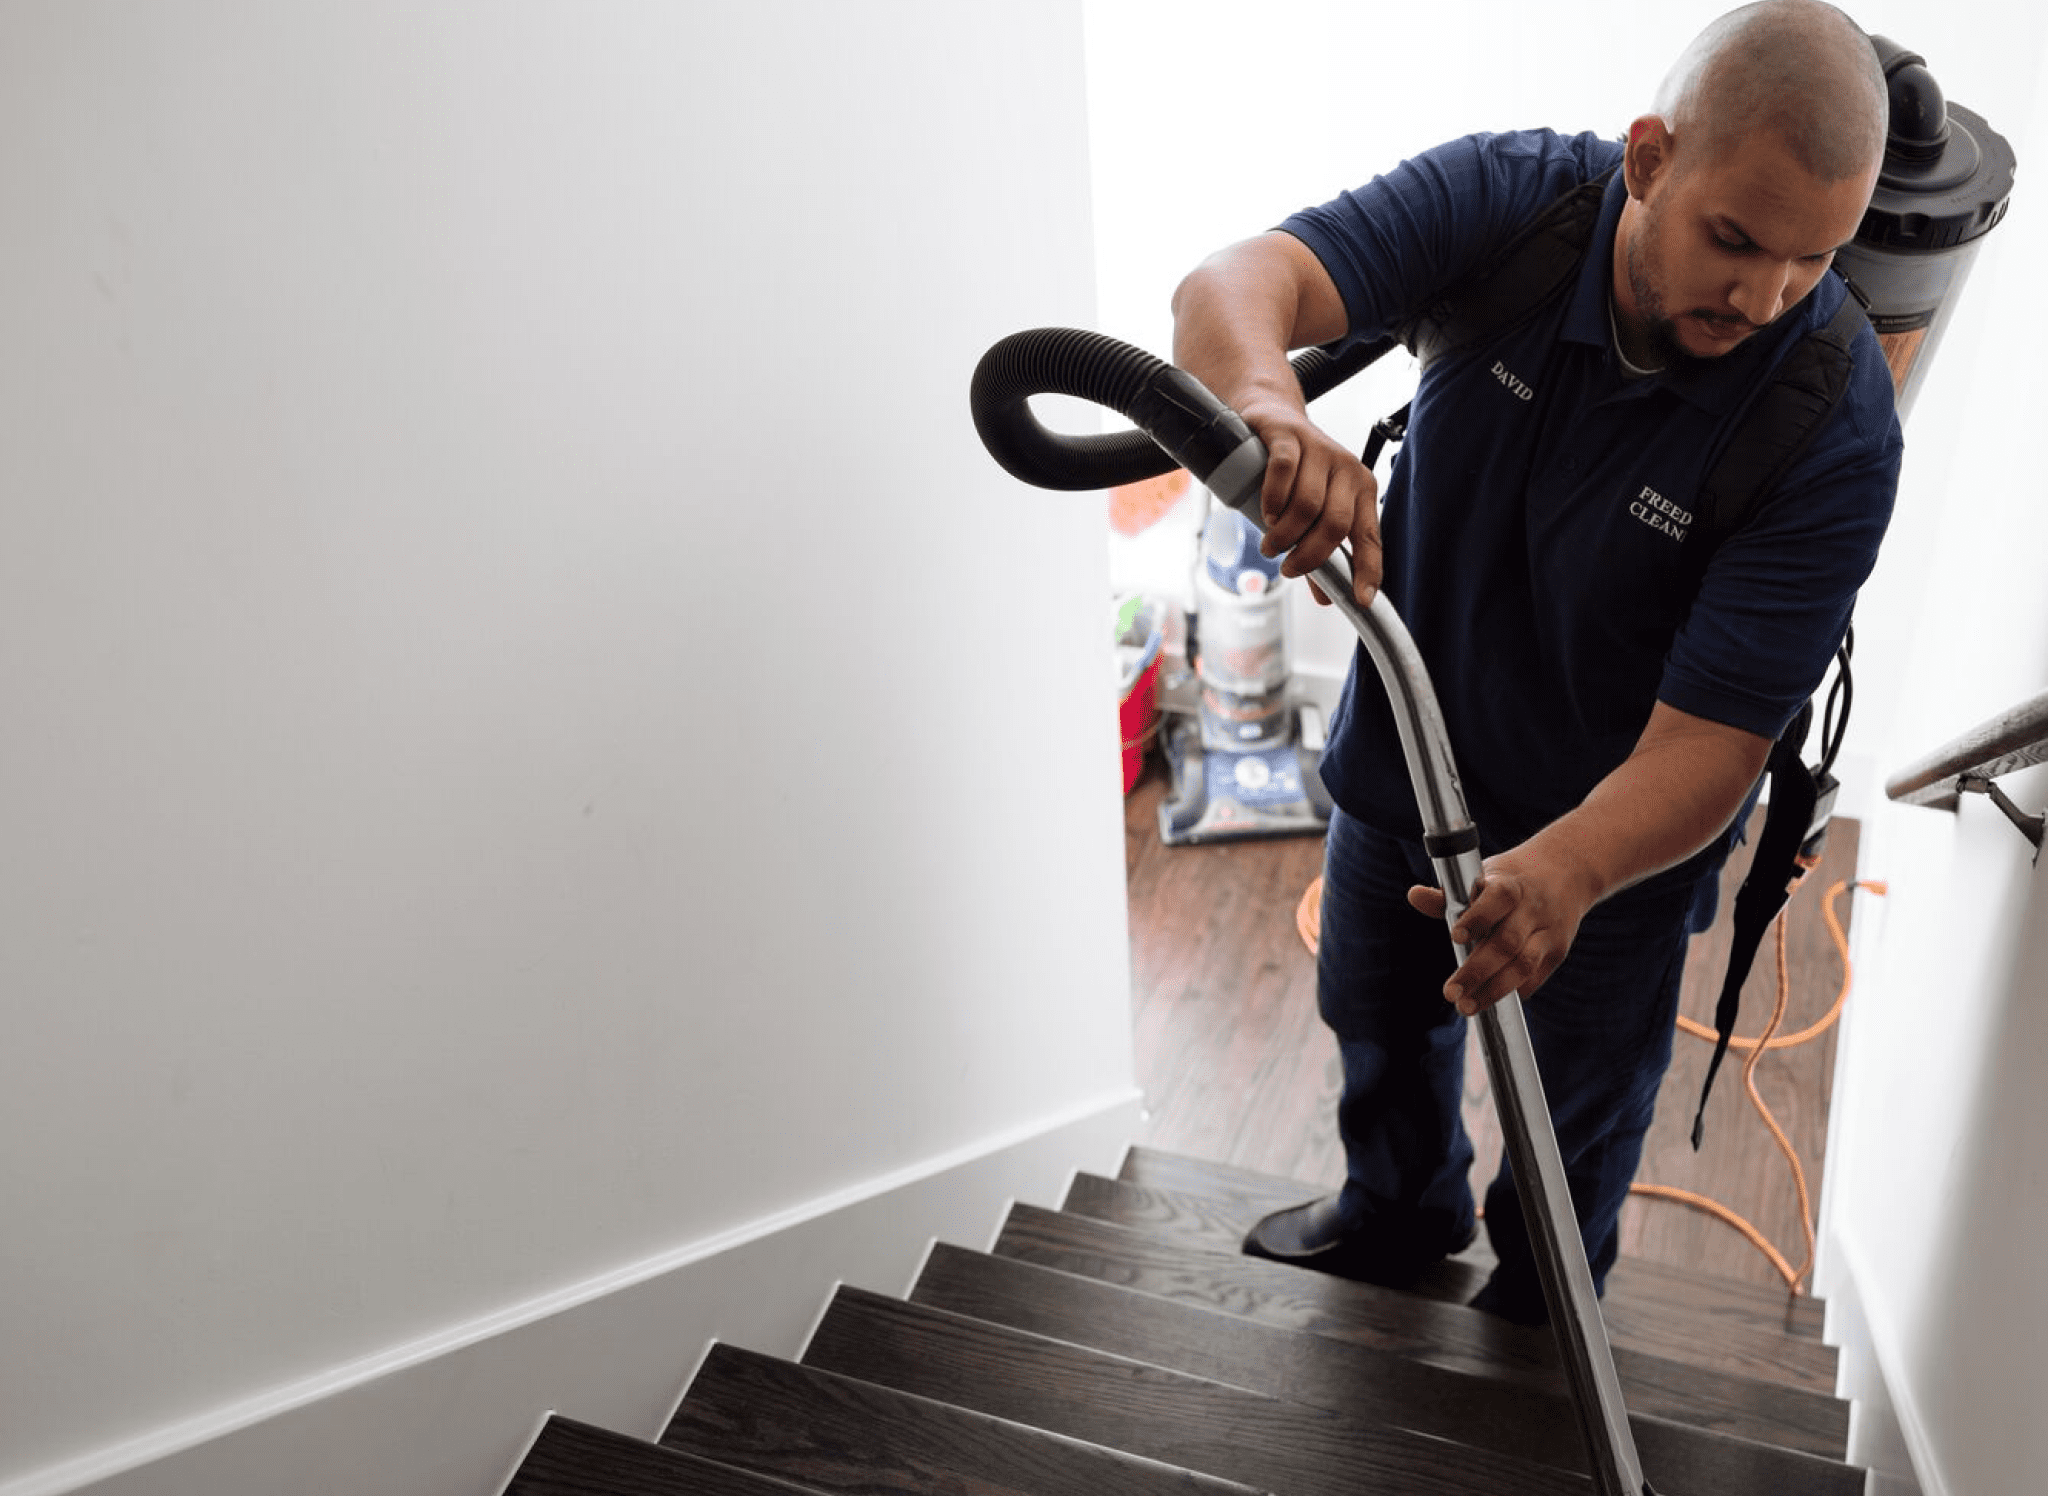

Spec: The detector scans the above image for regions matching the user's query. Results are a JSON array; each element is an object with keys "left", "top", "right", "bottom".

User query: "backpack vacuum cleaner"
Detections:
[{"left": 1837, "top": 36, "right": 2016, "bottom": 421}]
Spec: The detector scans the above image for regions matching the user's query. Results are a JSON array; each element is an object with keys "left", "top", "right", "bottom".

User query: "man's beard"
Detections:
[{"left": 1626, "top": 232, "right": 1720, "bottom": 375}]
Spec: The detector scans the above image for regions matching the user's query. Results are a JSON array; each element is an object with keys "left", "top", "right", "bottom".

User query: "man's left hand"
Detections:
[
  {"left": 1403, "top": 702, "right": 1774, "bottom": 1015},
  {"left": 1406, "top": 846, "right": 1602, "bottom": 1015}
]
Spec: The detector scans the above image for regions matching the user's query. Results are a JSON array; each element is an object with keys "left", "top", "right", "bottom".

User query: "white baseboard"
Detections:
[
  {"left": 4, "top": 1089, "right": 1143, "bottom": 1496},
  {"left": 1826, "top": 1233, "right": 1939, "bottom": 1496}
]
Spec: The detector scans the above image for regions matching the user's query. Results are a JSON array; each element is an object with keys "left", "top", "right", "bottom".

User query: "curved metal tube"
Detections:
[{"left": 1209, "top": 446, "right": 1652, "bottom": 1496}]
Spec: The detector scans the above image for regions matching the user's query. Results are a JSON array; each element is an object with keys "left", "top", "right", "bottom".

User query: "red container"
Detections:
[{"left": 1116, "top": 598, "right": 1165, "bottom": 793}]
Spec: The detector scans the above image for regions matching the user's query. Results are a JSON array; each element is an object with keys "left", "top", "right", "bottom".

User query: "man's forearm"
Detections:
[
  {"left": 1171, "top": 232, "right": 1349, "bottom": 410},
  {"left": 1426, "top": 701, "right": 1774, "bottom": 1013},
  {"left": 1521, "top": 703, "right": 1774, "bottom": 914},
  {"left": 1168, "top": 233, "right": 1384, "bottom": 602}
]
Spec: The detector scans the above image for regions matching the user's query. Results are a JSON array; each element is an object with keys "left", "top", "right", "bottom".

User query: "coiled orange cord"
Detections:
[{"left": 1630, "top": 876, "right": 1887, "bottom": 1293}]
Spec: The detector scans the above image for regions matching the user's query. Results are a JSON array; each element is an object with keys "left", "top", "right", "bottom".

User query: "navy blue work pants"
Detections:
[{"left": 1316, "top": 806, "right": 1697, "bottom": 1322}]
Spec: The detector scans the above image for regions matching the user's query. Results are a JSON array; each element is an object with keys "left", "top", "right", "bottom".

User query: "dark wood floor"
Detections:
[{"left": 1122, "top": 752, "right": 1868, "bottom": 1295}]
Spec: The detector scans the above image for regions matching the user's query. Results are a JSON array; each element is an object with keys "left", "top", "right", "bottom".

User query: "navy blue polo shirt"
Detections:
[{"left": 1282, "top": 129, "right": 1900, "bottom": 892}]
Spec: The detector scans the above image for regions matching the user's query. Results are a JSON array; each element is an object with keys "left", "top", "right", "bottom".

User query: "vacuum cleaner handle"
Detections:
[{"left": 969, "top": 327, "right": 1654, "bottom": 1496}]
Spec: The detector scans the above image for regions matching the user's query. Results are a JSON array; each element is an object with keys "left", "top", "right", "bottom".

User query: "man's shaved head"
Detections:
[
  {"left": 1610, "top": 2, "right": 1889, "bottom": 367},
  {"left": 1653, "top": 0, "right": 1888, "bottom": 181}
]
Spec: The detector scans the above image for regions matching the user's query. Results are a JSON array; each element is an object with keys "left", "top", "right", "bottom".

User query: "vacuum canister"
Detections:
[{"left": 1837, "top": 36, "right": 2017, "bottom": 420}]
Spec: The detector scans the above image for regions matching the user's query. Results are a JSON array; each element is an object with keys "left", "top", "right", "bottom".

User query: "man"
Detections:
[{"left": 1170, "top": 0, "right": 1899, "bottom": 1322}]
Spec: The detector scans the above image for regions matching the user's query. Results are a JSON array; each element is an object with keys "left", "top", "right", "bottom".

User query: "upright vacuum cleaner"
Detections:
[{"left": 1156, "top": 505, "right": 1334, "bottom": 846}]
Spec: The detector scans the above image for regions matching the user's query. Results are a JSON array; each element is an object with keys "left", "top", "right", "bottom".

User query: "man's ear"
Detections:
[{"left": 1623, "top": 116, "right": 1673, "bottom": 200}]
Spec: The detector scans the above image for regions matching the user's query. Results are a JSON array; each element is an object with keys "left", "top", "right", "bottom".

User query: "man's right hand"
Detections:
[
  {"left": 1171, "top": 231, "right": 1383, "bottom": 609},
  {"left": 1234, "top": 391, "right": 1382, "bottom": 608}
]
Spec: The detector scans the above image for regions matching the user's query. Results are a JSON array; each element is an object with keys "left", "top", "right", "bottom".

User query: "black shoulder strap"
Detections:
[
  {"left": 1360, "top": 167, "right": 1613, "bottom": 469},
  {"left": 1696, "top": 290, "right": 1869, "bottom": 539},
  {"left": 1395, "top": 167, "right": 1616, "bottom": 368},
  {"left": 1687, "top": 286, "right": 1869, "bottom": 1147},
  {"left": 1690, "top": 703, "right": 1822, "bottom": 1149}
]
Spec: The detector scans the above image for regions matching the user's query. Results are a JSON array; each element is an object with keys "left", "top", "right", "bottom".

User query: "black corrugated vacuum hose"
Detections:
[{"left": 969, "top": 327, "right": 1394, "bottom": 495}]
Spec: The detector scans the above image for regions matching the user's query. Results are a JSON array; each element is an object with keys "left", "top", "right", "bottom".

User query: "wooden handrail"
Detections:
[{"left": 1885, "top": 688, "right": 2048, "bottom": 812}]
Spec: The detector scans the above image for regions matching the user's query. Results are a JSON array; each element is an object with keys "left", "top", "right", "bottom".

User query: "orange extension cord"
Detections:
[
  {"left": 1293, "top": 873, "right": 1889, "bottom": 1294},
  {"left": 1633, "top": 874, "right": 1886, "bottom": 1294}
]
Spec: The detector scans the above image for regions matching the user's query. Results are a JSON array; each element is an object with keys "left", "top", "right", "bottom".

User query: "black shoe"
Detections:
[
  {"left": 1468, "top": 1270, "right": 1556, "bottom": 1326},
  {"left": 1241, "top": 1193, "right": 1476, "bottom": 1286}
]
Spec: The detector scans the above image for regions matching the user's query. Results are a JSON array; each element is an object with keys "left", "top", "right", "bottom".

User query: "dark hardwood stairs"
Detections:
[{"left": 503, "top": 1147, "right": 1862, "bottom": 1496}]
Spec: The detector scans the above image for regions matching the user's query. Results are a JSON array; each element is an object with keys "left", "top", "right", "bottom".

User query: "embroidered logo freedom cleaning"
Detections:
[{"left": 1629, "top": 484, "right": 1692, "bottom": 542}]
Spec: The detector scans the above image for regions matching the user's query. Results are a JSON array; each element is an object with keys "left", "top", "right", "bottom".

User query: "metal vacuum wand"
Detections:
[
  {"left": 969, "top": 326, "right": 1654, "bottom": 1493},
  {"left": 1206, "top": 451, "right": 1654, "bottom": 1496}
]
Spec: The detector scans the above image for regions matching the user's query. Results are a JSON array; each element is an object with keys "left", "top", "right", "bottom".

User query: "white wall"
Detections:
[
  {"left": 1088, "top": 4, "right": 2047, "bottom": 1493},
  {"left": 1814, "top": 19, "right": 2048, "bottom": 1494},
  {"left": 0, "top": 4, "right": 1136, "bottom": 1493}
]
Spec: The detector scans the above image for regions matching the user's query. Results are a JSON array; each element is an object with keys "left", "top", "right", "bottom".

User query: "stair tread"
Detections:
[
  {"left": 668, "top": 1341, "right": 1260, "bottom": 1496},
  {"left": 813, "top": 1280, "right": 1860, "bottom": 1496},
  {"left": 914, "top": 1239, "right": 1854, "bottom": 1487},
  {"left": 506, "top": 1415, "right": 831, "bottom": 1496},
  {"left": 1025, "top": 1184, "right": 1836, "bottom": 1396},
  {"left": 1109, "top": 1151, "right": 1834, "bottom": 1347},
  {"left": 805, "top": 1283, "right": 1591, "bottom": 1496},
  {"left": 997, "top": 1198, "right": 1843, "bottom": 1420}
]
